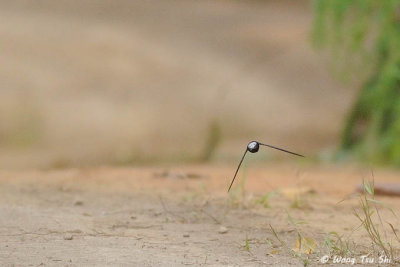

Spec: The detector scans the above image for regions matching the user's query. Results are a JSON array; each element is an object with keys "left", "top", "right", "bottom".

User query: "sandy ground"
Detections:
[{"left": 1, "top": 164, "right": 400, "bottom": 266}]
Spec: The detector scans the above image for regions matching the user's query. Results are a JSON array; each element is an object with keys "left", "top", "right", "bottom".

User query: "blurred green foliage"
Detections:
[
  {"left": 312, "top": 0, "right": 400, "bottom": 165},
  {"left": 199, "top": 119, "right": 222, "bottom": 162}
]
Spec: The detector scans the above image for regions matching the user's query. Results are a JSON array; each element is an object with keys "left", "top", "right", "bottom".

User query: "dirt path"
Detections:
[{"left": 1, "top": 165, "right": 399, "bottom": 266}]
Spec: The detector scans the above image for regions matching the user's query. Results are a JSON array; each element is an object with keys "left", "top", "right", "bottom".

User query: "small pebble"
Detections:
[
  {"left": 183, "top": 233, "right": 190, "bottom": 238},
  {"left": 63, "top": 233, "right": 73, "bottom": 240},
  {"left": 218, "top": 226, "right": 228, "bottom": 234}
]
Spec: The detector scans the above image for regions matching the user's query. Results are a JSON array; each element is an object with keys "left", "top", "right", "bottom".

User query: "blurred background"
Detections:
[{"left": 2, "top": 0, "right": 393, "bottom": 169}]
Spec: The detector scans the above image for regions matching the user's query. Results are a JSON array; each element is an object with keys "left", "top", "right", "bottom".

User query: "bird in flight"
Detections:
[{"left": 228, "top": 141, "right": 304, "bottom": 192}]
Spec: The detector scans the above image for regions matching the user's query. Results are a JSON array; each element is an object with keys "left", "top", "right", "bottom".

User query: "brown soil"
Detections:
[{"left": 1, "top": 164, "right": 399, "bottom": 266}]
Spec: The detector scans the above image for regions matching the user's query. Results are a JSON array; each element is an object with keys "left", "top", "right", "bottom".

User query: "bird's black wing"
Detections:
[
  {"left": 228, "top": 148, "right": 248, "bottom": 192},
  {"left": 258, "top": 142, "right": 304, "bottom": 157}
]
